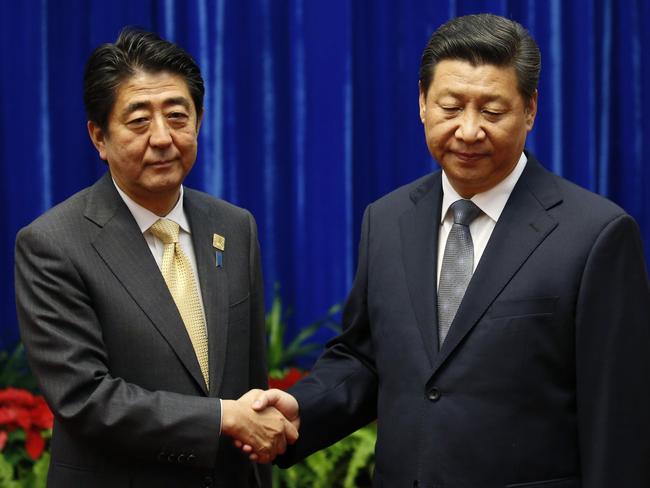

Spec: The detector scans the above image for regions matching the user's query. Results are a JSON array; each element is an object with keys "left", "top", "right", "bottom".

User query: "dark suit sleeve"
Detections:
[
  {"left": 245, "top": 212, "right": 272, "bottom": 486},
  {"left": 247, "top": 211, "right": 268, "bottom": 391},
  {"left": 278, "top": 206, "right": 379, "bottom": 466},
  {"left": 575, "top": 214, "right": 650, "bottom": 487},
  {"left": 15, "top": 225, "right": 221, "bottom": 469}
]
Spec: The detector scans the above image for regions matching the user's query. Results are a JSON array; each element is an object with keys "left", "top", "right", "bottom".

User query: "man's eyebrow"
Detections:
[
  {"left": 121, "top": 97, "right": 191, "bottom": 117},
  {"left": 164, "top": 97, "right": 191, "bottom": 110},
  {"left": 438, "top": 89, "right": 508, "bottom": 103},
  {"left": 122, "top": 101, "right": 151, "bottom": 116}
]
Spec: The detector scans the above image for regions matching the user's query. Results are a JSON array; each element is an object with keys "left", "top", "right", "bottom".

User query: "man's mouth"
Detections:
[{"left": 452, "top": 151, "right": 485, "bottom": 162}]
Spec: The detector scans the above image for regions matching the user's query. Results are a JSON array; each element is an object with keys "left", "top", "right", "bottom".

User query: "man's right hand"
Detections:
[
  {"left": 221, "top": 389, "right": 298, "bottom": 464},
  {"left": 232, "top": 389, "right": 300, "bottom": 461}
]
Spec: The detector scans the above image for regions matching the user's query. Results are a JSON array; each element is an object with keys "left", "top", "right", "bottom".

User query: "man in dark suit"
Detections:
[
  {"left": 15, "top": 28, "right": 297, "bottom": 487},
  {"left": 252, "top": 14, "right": 650, "bottom": 487}
]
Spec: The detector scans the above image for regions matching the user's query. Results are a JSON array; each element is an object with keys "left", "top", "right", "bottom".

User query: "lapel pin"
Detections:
[
  {"left": 212, "top": 234, "right": 225, "bottom": 251},
  {"left": 213, "top": 234, "right": 225, "bottom": 268}
]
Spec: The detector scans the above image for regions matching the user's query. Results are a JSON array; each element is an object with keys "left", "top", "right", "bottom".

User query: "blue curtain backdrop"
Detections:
[{"left": 1, "top": 0, "right": 649, "bottom": 353}]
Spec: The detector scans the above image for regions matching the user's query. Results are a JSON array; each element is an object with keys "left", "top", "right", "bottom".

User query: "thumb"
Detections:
[{"left": 251, "top": 390, "right": 274, "bottom": 411}]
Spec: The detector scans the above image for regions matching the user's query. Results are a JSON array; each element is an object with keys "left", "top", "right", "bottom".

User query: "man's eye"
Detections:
[
  {"left": 168, "top": 112, "right": 188, "bottom": 119},
  {"left": 441, "top": 106, "right": 461, "bottom": 114},
  {"left": 127, "top": 117, "right": 149, "bottom": 129},
  {"left": 482, "top": 109, "right": 503, "bottom": 118}
]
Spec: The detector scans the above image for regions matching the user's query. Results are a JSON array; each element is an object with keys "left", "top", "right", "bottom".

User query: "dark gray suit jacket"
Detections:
[
  {"left": 15, "top": 172, "right": 270, "bottom": 487},
  {"left": 280, "top": 154, "right": 650, "bottom": 487}
]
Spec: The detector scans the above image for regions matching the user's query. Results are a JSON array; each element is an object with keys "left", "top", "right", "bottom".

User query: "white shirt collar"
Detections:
[
  {"left": 440, "top": 152, "right": 528, "bottom": 224},
  {"left": 112, "top": 179, "right": 191, "bottom": 235}
]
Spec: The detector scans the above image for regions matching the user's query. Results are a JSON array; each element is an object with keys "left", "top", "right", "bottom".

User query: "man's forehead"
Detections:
[
  {"left": 428, "top": 60, "right": 518, "bottom": 92},
  {"left": 116, "top": 71, "right": 191, "bottom": 100},
  {"left": 113, "top": 71, "right": 194, "bottom": 113},
  {"left": 432, "top": 58, "right": 516, "bottom": 76}
]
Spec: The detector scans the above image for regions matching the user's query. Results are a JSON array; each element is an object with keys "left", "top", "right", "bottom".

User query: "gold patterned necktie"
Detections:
[{"left": 149, "top": 219, "right": 209, "bottom": 389}]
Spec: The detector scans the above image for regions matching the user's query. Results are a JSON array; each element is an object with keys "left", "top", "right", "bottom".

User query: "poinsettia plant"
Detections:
[
  {"left": 0, "top": 345, "right": 53, "bottom": 488},
  {"left": 0, "top": 388, "right": 53, "bottom": 461}
]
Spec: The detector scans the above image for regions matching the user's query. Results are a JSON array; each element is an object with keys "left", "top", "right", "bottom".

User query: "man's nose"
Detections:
[
  {"left": 454, "top": 110, "right": 485, "bottom": 143},
  {"left": 149, "top": 116, "right": 173, "bottom": 147}
]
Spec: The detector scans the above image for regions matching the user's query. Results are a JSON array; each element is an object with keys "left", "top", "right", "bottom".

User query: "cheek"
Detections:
[
  {"left": 426, "top": 122, "right": 452, "bottom": 148},
  {"left": 174, "top": 131, "right": 199, "bottom": 152}
]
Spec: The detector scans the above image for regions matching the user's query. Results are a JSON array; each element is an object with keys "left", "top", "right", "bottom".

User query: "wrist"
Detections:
[{"left": 220, "top": 399, "right": 239, "bottom": 436}]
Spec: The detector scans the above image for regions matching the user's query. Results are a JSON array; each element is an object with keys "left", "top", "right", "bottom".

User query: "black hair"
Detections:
[
  {"left": 83, "top": 27, "right": 204, "bottom": 131},
  {"left": 419, "top": 14, "right": 540, "bottom": 102}
]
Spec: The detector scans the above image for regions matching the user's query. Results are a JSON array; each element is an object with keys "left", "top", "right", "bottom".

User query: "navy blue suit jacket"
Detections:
[{"left": 281, "top": 154, "right": 650, "bottom": 487}]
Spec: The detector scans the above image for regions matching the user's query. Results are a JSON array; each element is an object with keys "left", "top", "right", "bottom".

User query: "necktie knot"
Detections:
[
  {"left": 150, "top": 219, "right": 180, "bottom": 245},
  {"left": 450, "top": 199, "right": 481, "bottom": 226}
]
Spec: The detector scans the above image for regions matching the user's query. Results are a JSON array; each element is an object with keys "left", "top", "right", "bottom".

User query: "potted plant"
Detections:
[{"left": 265, "top": 289, "right": 376, "bottom": 487}]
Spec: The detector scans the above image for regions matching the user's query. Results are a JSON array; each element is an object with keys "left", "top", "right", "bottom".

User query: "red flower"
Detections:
[
  {"left": 268, "top": 367, "right": 306, "bottom": 391},
  {"left": 30, "top": 397, "right": 54, "bottom": 430},
  {"left": 0, "top": 387, "right": 53, "bottom": 460},
  {"left": 0, "top": 406, "right": 31, "bottom": 431},
  {"left": 0, "top": 388, "right": 35, "bottom": 408},
  {"left": 25, "top": 429, "right": 46, "bottom": 460}
]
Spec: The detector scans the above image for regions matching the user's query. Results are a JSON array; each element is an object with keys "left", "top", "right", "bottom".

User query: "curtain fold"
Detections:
[{"left": 2, "top": 0, "right": 648, "bottom": 351}]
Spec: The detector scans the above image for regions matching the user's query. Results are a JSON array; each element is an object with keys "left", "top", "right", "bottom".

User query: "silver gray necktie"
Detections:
[{"left": 438, "top": 199, "right": 482, "bottom": 346}]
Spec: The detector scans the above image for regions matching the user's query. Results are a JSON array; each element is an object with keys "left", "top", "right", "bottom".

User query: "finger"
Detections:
[
  {"left": 256, "top": 452, "right": 270, "bottom": 464},
  {"left": 251, "top": 391, "right": 271, "bottom": 411},
  {"left": 234, "top": 440, "right": 243, "bottom": 448},
  {"left": 242, "top": 444, "right": 253, "bottom": 453},
  {"left": 249, "top": 452, "right": 259, "bottom": 462},
  {"left": 283, "top": 419, "right": 299, "bottom": 444},
  {"left": 252, "top": 388, "right": 290, "bottom": 410},
  {"left": 277, "top": 431, "right": 287, "bottom": 456}
]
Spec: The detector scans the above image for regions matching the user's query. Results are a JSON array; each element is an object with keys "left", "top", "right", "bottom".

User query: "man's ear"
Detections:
[
  {"left": 418, "top": 81, "right": 426, "bottom": 123},
  {"left": 87, "top": 121, "right": 108, "bottom": 161},
  {"left": 196, "top": 108, "right": 204, "bottom": 135},
  {"left": 525, "top": 90, "right": 538, "bottom": 131}
]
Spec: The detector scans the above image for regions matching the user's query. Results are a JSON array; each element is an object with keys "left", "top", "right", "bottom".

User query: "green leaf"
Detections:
[
  {"left": 8, "top": 430, "right": 26, "bottom": 443},
  {"left": 266, "top": 293, "right": 287, "bottom": 370},
  {"left": 0, "top": 454, "right": 19, "bottom": 488},
  {"left": 272, "top": 424, "right": 377, "bottom": 487},
  {"left": 343, "top": 424, "right": 376, "bottom": 487},
  {"left": 30, "top": 452, "right": 50, "bottom": 488}
]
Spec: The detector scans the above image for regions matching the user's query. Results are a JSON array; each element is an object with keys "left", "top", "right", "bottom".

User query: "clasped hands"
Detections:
[{"left": 221, "top": 389, "right": 299, "bottom": 464}]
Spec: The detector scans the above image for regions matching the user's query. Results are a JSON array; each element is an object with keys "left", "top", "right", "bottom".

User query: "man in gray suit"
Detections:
[{"left": 15, "top": 28, "right": 296, "bottom": 487}]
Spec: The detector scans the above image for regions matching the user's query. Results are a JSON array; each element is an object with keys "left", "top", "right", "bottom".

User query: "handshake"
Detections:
[{"left": 221, "top": 389, "right": 299, "bottom": 464}]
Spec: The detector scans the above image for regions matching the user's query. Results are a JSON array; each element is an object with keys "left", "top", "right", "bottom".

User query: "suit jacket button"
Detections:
[
  {"left": 177, "top": 453, "right": 186, "bottom": 464},
  {"left": 427, "top": 388, "right": 441, "bottom": 401},
  {"left": 187, "top": 454, "right": 196, "bottom": 464},
  {"left": 167, "top": 453, "right": 177, "bottom": 463},
  {"left": 157, "top": 451, "right": 167, "bottom": 462},
  {"left": 203, "top": 475, "right": 213, "bottom": 487}
]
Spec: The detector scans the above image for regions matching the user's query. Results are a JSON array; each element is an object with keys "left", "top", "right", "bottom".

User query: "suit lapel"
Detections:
[
  {"left": 184, "top": 191, "right": 230, "bottom": 397},
  {"left": 86, "top": 174, "right": 209, "bottom": 395},
  {"left": 429, "top": 157, "right": 562, "bottom": 377},
  {"left": 399, "top": 173, "right": 443, "bottom": 367}
]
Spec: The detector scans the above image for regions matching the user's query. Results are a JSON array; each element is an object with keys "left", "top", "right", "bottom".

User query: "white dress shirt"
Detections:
[{"left": 437, "top": 152, "right": 528, "bottom": 288}]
